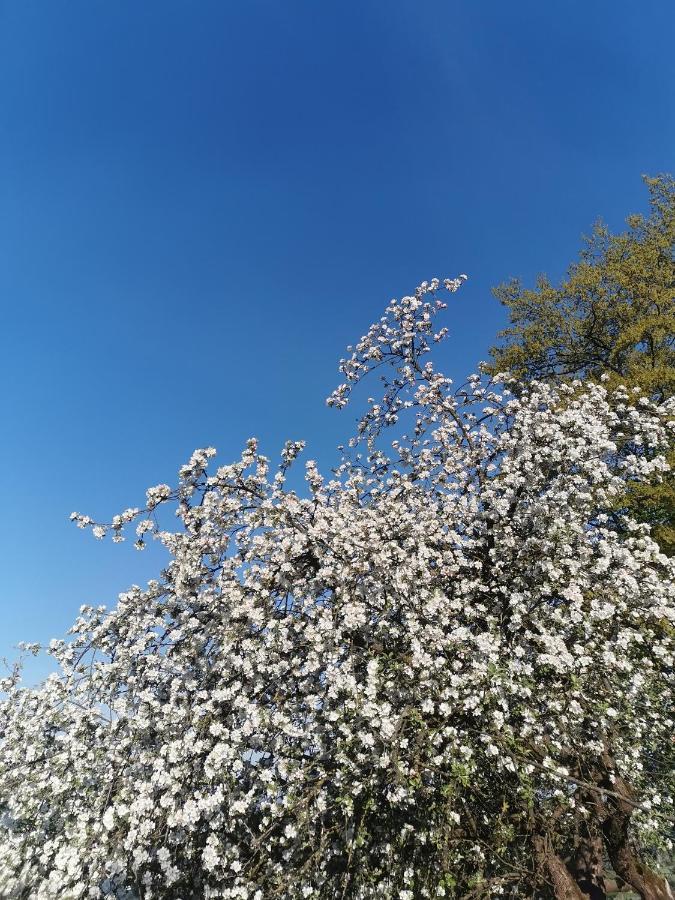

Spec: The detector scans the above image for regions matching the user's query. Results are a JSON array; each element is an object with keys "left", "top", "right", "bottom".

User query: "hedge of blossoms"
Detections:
[{"left": 1, "top": 278, "right": 674, "bottom": 900}]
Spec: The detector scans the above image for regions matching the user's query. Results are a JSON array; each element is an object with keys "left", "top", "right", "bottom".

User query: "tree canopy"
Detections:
[
  {"left": 488, "top": 175, "right": 675, "bottom": 553},
  {"left": 1, "top": 278, "right": 673, "bottom": 899}
]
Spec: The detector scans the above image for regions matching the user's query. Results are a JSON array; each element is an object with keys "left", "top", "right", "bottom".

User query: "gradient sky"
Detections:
[{"left": 1, "top": 0, "right": 674, "bottom": 683}]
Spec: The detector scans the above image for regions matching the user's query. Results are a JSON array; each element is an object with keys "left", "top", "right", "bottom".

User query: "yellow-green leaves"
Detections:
[{"left": 489, "top": 174, "right": 675, "bottom": 553}]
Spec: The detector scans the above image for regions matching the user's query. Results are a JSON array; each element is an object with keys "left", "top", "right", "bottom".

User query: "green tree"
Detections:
[{"left": 488, "top": 174, "right": 675, "bottom": 554}]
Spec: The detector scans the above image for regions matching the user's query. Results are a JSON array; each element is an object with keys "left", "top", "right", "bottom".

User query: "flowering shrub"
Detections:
[{"left": 1, "top": 278, "right": 673, "bottom": 899}]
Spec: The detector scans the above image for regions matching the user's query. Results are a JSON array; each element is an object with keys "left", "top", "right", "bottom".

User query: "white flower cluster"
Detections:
[{"left": 1, "top": 278, "right": 673, "bottom": 898}]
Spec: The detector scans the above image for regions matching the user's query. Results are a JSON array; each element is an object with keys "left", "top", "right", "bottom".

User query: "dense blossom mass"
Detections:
[{"left": 1, "top": 278, "right": 673, "bottom": 899}]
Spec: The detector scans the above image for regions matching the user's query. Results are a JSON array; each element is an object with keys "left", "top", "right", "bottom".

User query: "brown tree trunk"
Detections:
[
  {"left": 570, "top": 833, "right": 608, "bottom": 900},
  {"left": 603, "top": 810, "right": 673, "bottom": 900},
  {"left": 598, "top": 753, "right": 673, "bottom": 900},
  {"left": 535, "top": 836, "right": 590, "bottom": 900}
]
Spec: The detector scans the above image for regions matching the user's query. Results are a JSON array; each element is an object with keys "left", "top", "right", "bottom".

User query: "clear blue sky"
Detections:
[{"left": 1, "top": 1, "right": 673, "bottom": 682}]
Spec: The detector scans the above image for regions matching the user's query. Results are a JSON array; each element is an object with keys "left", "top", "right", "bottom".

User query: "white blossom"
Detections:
[{"left": 0, "top": 277, "right": 672, "bottom": 899}]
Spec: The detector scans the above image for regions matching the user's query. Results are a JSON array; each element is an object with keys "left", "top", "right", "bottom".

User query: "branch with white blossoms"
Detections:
[{"left": 1, "top": 278, "right": 673, "bottom": 900}]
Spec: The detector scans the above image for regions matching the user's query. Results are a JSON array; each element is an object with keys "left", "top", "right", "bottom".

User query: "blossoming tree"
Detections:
[{"left": 1, "top": 278, "right": 673, "bottom": 899}]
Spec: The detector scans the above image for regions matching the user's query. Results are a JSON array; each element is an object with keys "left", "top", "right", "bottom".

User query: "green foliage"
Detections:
[{"left": 488, "top": 174, "right": 675, "bottom": 553}]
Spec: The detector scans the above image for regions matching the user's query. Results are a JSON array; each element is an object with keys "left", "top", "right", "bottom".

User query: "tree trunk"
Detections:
[
  {"left": 570, "top": 833, "right": 608, "bottom": 900},
  {"left": 603, "top": 811, "right": 673, "bottom": 900},
  {"left": 535, "top": 836, "right": 590, "bottom": 900}
]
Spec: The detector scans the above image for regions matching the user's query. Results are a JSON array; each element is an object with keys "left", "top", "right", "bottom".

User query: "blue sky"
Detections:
[{"left": 1, "top": 0, "right": 673, "bottom": 682}]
